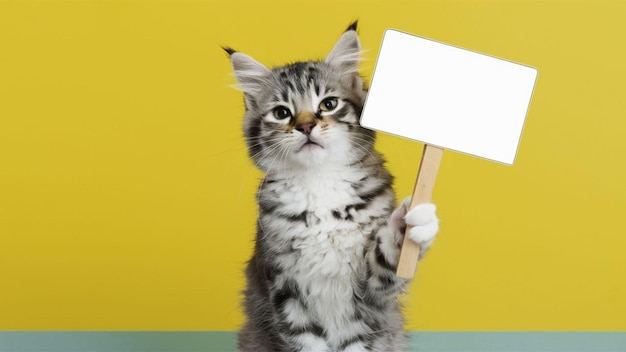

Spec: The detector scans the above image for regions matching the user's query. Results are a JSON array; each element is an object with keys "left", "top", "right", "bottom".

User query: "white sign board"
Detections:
[{"left": 361, "top": 29, "right": 537, "bottom": 165}]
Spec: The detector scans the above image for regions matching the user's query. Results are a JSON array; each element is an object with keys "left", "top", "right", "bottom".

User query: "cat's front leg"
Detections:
[
  {"left": 268, "top": 279, "right": 331, "bottom": 352},
  {"left": 371, "top": 197, "right": 439, "bottom": 276},
  {"left": 293, "top": 334, "right": 331, "bottom": 352},
  {"left": 391, "top": 196, "right": 439, "bottom": 258},
  {"left": 363, "top": 197, "right": 439, "bottom": 298}
]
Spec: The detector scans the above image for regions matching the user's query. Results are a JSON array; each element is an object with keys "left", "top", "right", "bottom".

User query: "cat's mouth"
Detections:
[{"left": 297, "top": 138, "right": 323, "bottom": 152}]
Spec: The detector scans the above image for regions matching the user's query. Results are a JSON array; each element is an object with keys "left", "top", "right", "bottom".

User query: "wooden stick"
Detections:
[{"left": 396, "top": 144, "right": 444, "bottom": 279}]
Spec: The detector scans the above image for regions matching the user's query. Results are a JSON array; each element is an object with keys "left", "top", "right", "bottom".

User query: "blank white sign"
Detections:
[{"left": 360, "top": 29, "right": 537, "bottom": 165}]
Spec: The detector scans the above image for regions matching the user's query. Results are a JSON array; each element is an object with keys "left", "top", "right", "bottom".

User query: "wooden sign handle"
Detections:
[{"left": 396, "top": 144, "right": 444, "bottom": 279}]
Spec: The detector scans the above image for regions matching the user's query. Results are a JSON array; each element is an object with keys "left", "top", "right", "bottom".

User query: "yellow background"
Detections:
[{"left": 1, "top": 0, "right": 625, "bottom": 331}]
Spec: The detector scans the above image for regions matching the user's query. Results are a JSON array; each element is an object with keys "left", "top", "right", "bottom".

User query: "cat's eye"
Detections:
[
  {"left": 319, "top": 97, "right": 339, "bottom": 112},
  {"left": 273, "top": 106, "right": 292, "bottom": 120}
]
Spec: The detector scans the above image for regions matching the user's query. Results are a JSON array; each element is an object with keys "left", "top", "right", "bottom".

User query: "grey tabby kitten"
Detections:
[{"left": 226, "top": 22, "right": 439, "bottom": 352}]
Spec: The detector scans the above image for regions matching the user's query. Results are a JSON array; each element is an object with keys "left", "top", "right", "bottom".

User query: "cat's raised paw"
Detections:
[{"left": 392, "top": 197, "right": 439, "bottom": 251}]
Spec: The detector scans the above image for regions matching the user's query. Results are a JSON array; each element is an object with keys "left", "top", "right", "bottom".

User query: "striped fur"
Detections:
[{"left": 227, "top": 22, "right": 438, "bottom": 352}]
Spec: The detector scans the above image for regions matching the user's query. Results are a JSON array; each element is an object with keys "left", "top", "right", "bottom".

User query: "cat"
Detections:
[{"left": 225, "top": 22, "right": 439, "bottom": 352}]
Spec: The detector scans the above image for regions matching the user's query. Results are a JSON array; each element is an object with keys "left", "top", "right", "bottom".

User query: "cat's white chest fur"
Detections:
[
  {"left": 270, "top": 168, "right": 373, "bottom": 344},
  {"left": 277, "top": 169, "right": 367, "bottom": 275},
  {"left": 275, "top": 168, "right": 364, "bottom": 216}
]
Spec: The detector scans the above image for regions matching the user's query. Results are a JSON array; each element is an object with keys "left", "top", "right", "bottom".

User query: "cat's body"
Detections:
[{"left": 227, "top": 23, "right": 439, "bottom": 352}]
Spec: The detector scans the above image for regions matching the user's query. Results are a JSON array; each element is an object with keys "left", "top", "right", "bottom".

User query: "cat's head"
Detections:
[{"left": 226, "top": 22, "right": 375, "bottom": 173}]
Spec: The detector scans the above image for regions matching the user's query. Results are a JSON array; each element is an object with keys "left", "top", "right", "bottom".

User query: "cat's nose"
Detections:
[
  {"left": 294, "top": 111, "right": 317, "bottom": 135},
  {"left": 295, "top": 123, "right": 315, "bottom": 135}
]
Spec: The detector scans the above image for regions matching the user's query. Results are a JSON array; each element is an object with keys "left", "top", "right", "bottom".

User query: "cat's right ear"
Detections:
[
  {"left": 224, "top": 48, "right": 272, "bottom": 97},
  {"left": 325, "top": 23, "right": 361, "bottom": 75}
]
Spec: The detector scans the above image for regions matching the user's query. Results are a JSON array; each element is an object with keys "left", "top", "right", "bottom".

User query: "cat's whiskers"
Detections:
[
  {"left": 254, "top": 143, "right": 285, "bottom": 237},
  {"left": 246, "top": 135, "right": 290, "bottom": 163},
  {"left": 346, "top": 134, "right": 378, "bottom": 170}
]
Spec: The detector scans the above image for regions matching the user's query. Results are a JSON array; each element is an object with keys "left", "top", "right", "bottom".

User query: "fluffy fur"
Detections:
[{"left": 226, "top": 22, "right": 439, "bottom": 352}]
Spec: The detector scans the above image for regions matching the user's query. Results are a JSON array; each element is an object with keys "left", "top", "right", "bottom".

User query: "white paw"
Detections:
[
  {"left": 405, "top": 202, "right": 439, "bottom": 250},
  {"left": 391, "top": 197, "right": 439, "bottom": 251}
]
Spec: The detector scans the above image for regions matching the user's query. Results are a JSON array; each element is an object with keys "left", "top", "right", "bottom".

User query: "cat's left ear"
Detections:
[
  {"left": 224, "top": 48, "right": 272, "bottom": 97},
  {"left": 325, "top": 22, "right": 361, "bottom": 74}
]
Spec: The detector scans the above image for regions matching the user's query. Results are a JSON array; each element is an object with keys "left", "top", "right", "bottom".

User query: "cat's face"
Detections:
[{"left": 227, "top": 26, "right": 375, "bottom": 172}]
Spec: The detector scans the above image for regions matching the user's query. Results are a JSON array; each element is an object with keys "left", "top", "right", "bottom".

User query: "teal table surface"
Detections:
[{"left": 0, "top": 332, "right": 624, "bottom": 352}]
